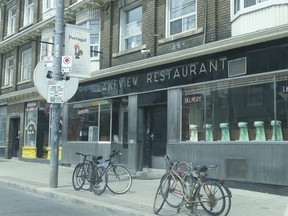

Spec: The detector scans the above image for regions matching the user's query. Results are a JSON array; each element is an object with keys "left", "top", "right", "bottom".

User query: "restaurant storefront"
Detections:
[{"left": 62, "top": 37, "right": 288, "bottom": 186}]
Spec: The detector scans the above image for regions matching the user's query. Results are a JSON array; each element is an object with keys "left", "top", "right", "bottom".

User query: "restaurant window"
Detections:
[
  {"left": 24, "top": 102, "right": 38, "bottom": 146},
  {"left": 0, "top": 106, "right": 7, "bottom": 147},
  {"left": 111, "top": 98, "right": 128, "bottom": 148},
  {"left": 182, "top": 73, "right": 288, "bottom": 142},
  {"left": 68, "top": 100, "right": 111, "bottom": 142}
]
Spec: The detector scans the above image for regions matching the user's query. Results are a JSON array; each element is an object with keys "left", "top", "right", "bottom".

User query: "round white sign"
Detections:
[{"left": 33, "top": 60, "right": 79, "bottom": 102}]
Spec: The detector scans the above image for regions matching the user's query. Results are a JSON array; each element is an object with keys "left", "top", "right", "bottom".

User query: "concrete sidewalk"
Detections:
[{"left": 0, "top": 158, "right": 288, "bottom": 216}]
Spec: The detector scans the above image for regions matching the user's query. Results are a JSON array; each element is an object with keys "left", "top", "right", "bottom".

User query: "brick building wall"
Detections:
[{"left": 100, "top": 0, "right": 231, "bottom": 70}]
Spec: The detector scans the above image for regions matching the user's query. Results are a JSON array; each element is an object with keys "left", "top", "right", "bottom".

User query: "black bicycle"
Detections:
[
  {"left": 100, "top": 150, "right": 132, "bottom": 194},
  {"left": 72, "top": 152, "right": 108, "bottom": 195}
]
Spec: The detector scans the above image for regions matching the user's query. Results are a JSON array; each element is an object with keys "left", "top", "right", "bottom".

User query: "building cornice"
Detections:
[
  {"left": 85, "top": 24, "right": 288, "bottom": 83},
  {"left": 0, "top": 0, "right": 104, "bottom": 54},
  {"left": 0, "top": 87, "right": 41, "bottom": 105}
]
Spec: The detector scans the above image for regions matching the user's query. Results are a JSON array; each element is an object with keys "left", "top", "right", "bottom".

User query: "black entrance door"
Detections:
[
  {"left": 12, "top": 118, "right": 20, "bottom": 157},
  {"left": 143, "top": 105, "right": 167, "bottom": 168}
]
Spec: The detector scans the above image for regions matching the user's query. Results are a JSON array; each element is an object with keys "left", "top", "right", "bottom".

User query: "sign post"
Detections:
[{"left": 49, "top": 0, "right": 64, "bottom": 188}]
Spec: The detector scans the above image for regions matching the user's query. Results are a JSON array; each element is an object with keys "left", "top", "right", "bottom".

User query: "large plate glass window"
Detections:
[
  {"left": 0, "top": 106, "right": 7, "bottom": 147},
  {"left": 182, "top": 73, "right": 288, "bottom": 141},
  {"left": 68, "top": 100, "right": 111, "bottom": 142}
]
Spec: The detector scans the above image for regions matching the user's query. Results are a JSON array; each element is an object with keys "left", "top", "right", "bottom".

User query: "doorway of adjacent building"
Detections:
[
  {"left": 143, "top": 105, "right": 167, "bottom": 168},
  {"left": 11, "top": 118, "right": 20, "bottom": 157}
]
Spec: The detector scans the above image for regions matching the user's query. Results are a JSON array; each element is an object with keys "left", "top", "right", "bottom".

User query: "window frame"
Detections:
[
  {"left": 4, "top": 57, "right": 14, "bottom": 87},
  {"left": 80, "top": 19, "right": 101, "bottom": 60},
  {"left": 21, "top": 48, "right": 32, "bottom": 81},
  {"left": 231, "top": 0, "right": 272, "bottom": 20},
  {"left": 166, "top": 0, "right": 197, "bottom": 37},
  {"left": 43, "top": 0, "right": 55, "bottom": 12},
  {"left": 7, "top": 6, "right": 17, "bottom": 35},
  {"left": 119, "top": 3, "right": 142, "bottom": 52},
  {"left": 24, "top": 0, "right": 34, "bottom": 26}
]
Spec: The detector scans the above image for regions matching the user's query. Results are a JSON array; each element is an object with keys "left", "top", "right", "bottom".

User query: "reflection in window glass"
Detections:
[
  {"left": 182, "top": 76, "right": 288, "bottom": 142},
  {"left": 100, "top": 101, "right": 111, "bottom": 141},
  {"left": 68, "top": 101, "right": 99, "bottom": 141},
  {"left": 120, "top": 6, "right": 142, "bottom": 50},
  {"left": 0, "top": 107, "right": 7, "bottom": 146},
  {"left": 68, "top": 100, "right": 112, "bottom": 142},
  {"left": 25, "top": 107, "right": 38, "bottom": 146},
  {"left": 112, "top": 99, "right": 128, "bottom": 148},
  {"left": 169, "top": 0, "right": 196, "bottom": 36}
]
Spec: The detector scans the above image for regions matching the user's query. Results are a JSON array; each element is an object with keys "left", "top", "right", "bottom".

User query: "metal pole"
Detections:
[{"left": 49, "top": 0, "right": 64, "bottom": 188}]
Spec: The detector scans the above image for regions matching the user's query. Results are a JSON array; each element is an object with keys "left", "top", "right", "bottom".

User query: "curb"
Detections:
[{"left": 0, "top": 178, "right": 154, "bottom": 216}]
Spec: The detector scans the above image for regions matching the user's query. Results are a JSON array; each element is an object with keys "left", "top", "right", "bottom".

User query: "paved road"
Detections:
[
  {"left": 1, "top": 159, "right": 288, "bottom": 216},
  {"left": 0, "top": 184, "right": 121, "bottom": 216}
]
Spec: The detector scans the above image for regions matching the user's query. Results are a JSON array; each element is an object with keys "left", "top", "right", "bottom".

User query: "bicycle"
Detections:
[
  {"left": 99, "top": 150, "right": 132, "bottom": 194},
  {"left": 153, "top": 155, "right": 229, "bottom": 215},
  {"left": 72, "top": 152, "right": 108, "bottom": 195}
]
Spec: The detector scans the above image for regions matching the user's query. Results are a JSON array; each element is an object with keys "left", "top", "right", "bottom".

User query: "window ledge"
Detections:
[
  {"left": 1, "top": 85, "right": 12, "bottom": 90},
  {"left": 20, "top": 23, "right": 34, "bottom": 31},
  {"left": 17, "top": 79, "right": 32, "bottom": 85},
  {"left": 158, "top": 28, "right": 204, "bottom": 45},
  {"left": 113, "top": 44, "right": 146, "bottom": 58}
]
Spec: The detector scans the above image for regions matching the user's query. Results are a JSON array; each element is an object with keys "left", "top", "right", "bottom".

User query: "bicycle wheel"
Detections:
[
  {"left": 193, "top": 182, "right": 225, "bottom": 216},
  {"left": 219, "top": 182, "right": 232, "bottom": 216},
  {"left": 72, "top": 163, "right": 86, "bottom": 191},
  {"left": 161, "top": 173, "right": 185, "bottom": 209},
  {"left": 92, "top": 166, "right": 108, "bottom": 195},
  {"left": 106, "top": 165, "right": 132, "bottom": 194},
  {"left": 153, "top": 173, "right": 170, "bottom": 214}
]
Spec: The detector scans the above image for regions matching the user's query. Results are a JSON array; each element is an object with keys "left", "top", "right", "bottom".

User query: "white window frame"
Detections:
[
  {"left": 166, "top": 0, "right": 197, "bottom": 37},
  {"left": 21, "top": 49, "right": 32, "bottom": 81},
  {"left": 43, "top": 0, "right": 55, "bottom": 12},
  {"left": 24, "top": 0, "right": 34, "bottom": 26},
  {"left": 40, "top": 35, "right": 54, "bottom": 60},
  {"left": 231, "top": 0, "right": 278, "bottom": 20},
  {"left": 80, "top": 19, "right": 101, "bottom": 60},
  {"left": 4, "top": 57, "right": 14, "bottom": 87},
  {"left": 119, "top": 4, "right": 142, "bottom": 51},
  {"left": 7, "top": 6, "right": 17, "bottom": 35}
]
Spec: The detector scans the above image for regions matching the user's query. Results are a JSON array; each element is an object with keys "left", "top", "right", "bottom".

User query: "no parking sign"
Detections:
[{"left": 61, "top": 56, "right": 72, "bottom": 73}]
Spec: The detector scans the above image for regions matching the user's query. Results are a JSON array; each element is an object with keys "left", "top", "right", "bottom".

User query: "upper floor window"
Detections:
[
  {"left": 80, "top": 19, "right": 100, "bottom": 59},
  {"left": 120, "top": 5, "right": 142, "bottom": 51},
  {"left": 7, "top": 6, "right": 17, "bottom": 35},
  {"left": 43, "top": 0, "right": 55, "bottom": 12},
  {"left": 167, "top": 0, "right": 196, "bottom": 37},
  {"left": 24, "top": 0, "right": 34, "bottom": 26},
  {"left": 233, "top": 0, "right": 269, "bottom": 14},
  {"left": 4, "top": 57, "right": 13, "bottom": 86},
  {"left": 40, "top": 35, "right": 54, "bottom": 60},
  {"left": 21, "top": 49, "right": 32, "bottom": 81},
  {"left": 89, "top": 20, "right": 100, "bottom": 59}
]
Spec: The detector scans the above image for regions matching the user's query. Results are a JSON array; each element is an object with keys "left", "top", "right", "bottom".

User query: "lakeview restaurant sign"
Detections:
[{"left": 72, "top": 57, "right": 228, "bottom": 101}]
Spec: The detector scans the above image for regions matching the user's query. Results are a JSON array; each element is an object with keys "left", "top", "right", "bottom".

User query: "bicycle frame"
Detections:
[{"left": 167, "top": 167, "right": 212, "bottom": 207}]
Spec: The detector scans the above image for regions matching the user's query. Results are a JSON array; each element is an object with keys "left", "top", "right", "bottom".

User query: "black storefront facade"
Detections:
[{"left": 62, "top": 30, "right": 288, "bottom": 186}]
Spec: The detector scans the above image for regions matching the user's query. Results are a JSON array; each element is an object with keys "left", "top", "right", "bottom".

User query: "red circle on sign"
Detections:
[{"left": 63, "top": 57, "right": 71, "bottom": 65}]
